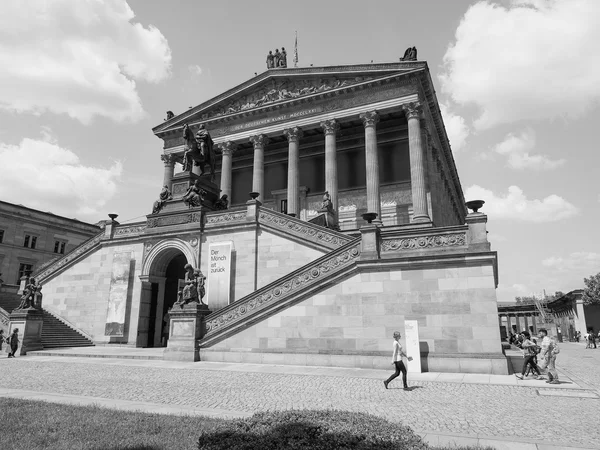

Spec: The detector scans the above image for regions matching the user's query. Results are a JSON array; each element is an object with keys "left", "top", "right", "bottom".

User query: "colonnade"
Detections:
[
  {"left": 160, "top": 102, "right": 432, "bottom": 223},
  {"left": 499, "top": 313, "right": 539, "bottom": 335}
]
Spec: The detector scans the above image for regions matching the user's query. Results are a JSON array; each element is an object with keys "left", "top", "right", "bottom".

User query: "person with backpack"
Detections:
[
  {"left": 538, "top": 328, "right": 559, "bottom": 384},
  {"left": 515, "top": 331, "right": 541, "bottom": 380}
]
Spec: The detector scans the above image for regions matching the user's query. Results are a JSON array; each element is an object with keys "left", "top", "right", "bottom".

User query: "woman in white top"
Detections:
[{"left": 384, "top": 331, "right": 413, "bottom": 390}]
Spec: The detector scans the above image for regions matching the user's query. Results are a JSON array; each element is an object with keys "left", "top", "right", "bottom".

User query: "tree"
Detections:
[{"left": 583, "top": 273, "right": 600, "bottom": 305}]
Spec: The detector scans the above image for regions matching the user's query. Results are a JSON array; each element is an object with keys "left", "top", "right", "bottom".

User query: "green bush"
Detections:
[{"left": 197, "top": 409, "right": 429, "bottom": 450}]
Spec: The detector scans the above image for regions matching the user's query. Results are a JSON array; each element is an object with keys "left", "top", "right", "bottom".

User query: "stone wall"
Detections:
[
  {"left": 202, "top": 262, "right": 507, "bottom": 374},
  {"left": 42, "top": 242, "right": 144, "bottom": 344}
]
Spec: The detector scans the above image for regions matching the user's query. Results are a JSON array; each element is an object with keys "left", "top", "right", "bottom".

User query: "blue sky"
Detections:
[{"left": 0, "top": 0, "right": 598, "bottom": 302}]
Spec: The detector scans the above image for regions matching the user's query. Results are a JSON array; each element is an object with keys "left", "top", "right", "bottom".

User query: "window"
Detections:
[
  {"left": 0, "top": 229, "right": 4, "bottom": 244},
  {"left": 54, "top": 240, "right": 67, "bottom": 254},
  {"left": 17, "top": 263, "right": 33, "bottom": 283},
  {"left": 23, "top": 234, "right": 37, "bottom": 249}
]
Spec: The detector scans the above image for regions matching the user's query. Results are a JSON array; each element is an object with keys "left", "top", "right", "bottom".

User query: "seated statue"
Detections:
[
  {"left": 175, "top": 264, "right": 206, "bottom": 307},
  {"left": 400, "top": 46, "right": 417, "bottom": 62},
  {"left": 152, "top": 185, "right": 173, "bottom": 214},
  {"left": 17, "top": 278, "right": 40, "bottom": 310},
  {"left": 214, "top": 194, "right": 229, "bottom": 210},
  {"left": 320, "top": 191, "right": 333, "bottom": 212},
  {"left": 182, "top": 180, "right": 205, "bottom": 208}
]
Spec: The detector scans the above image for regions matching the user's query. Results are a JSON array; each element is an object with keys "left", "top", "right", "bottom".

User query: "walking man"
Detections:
[
  {"left": 538, "top": 328, "right": 559, "bottom": 384},
  {"left": 7, "top": 328, "right": 20, "bottom": 358},
  {"left": 384, "top": 331, "right": 413, "bottom": 390}
]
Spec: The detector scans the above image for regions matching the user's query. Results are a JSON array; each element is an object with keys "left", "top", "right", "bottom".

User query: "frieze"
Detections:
[
  {"left": 146, "top": 212, "right": 202, "bottom": 228},
  {"left": 258, "top": 209, "right": 352, "bottom": 249},
  {"left": 204, "top": 240, "right": 361, "bottom": 336},
  {"left": 36, "top": 233, "right": 104, "bottom": 281},
  {"left": 205, "top": 211, "right": 246, "bottom": 225},
  {"left": 380, "top": 232, "right": 467, "bottom": 252},
  {"left": 114, "top": 225, "right": 146, "bottom": 236}
]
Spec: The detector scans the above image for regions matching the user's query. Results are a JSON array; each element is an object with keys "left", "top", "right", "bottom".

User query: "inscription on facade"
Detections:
[{"left": 225, "top": 107, "right": 323, "bottom": 133}]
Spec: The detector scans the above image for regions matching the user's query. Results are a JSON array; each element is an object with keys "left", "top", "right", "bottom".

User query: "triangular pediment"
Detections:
[{"left": 153, "top": 62, "right": 427, "bottom": 136}]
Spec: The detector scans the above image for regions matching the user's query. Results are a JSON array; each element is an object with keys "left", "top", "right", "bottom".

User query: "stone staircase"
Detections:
[{"left": 41, "top": 310, "right": 94, "bottom": 349}]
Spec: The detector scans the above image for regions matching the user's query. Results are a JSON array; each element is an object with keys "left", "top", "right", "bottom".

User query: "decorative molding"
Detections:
[
  {"left": 258, "top": 209, "right": 351, "bottom": 249},
  {"left": 402, "top": 101, "right": 422, "bottom": 120},
  {"left": 189, "top": 237, "right": 199, "bottom": 248},
  {"left": 160, "top": 153, "right": 175, "bottom": 165},
  {"left": 114, "top": 224, "right": 146, "bottom": 237},
  {"left": 141, "top": 237, "right": 198, "bottom": 276},
  {"left": 35, "top": 232, "right": 104, "bottom": 282},
  {"left": 146, "top": 212, "right": 202, "bottom": 228},
  {"left": 283, "top": 126, "right": 303, "bottom": 143},
  {"left": 204, "top": 240, "right": 361, "bottom": 336},
  {"left": 320, "top": 119, "right": 340, "bottom": 135},
  {"left": 249, "top": 134, "right": 269, "bottom": 148},
  {"left": 205, "top": 211, "right": 246, "bottom": 225},
  {"left": 381, "top": 232, "right": 466, "bottom": 252},
  {"left": 360, "top": 110, "right": 379, "bottom": 128},
  {"left": 218, "top": 141, "right": 237, "bottom": 156},
  {"left": 171, "top": 182, "right": 189, "bottom": 197}
]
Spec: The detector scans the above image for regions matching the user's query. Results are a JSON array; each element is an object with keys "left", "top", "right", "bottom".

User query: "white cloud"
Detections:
[
  {"left": 440, "top": 0, "right": 600, "bottom": 129},
  {"left": 542, "top": 252, "right": 600, "bottom": 273},
  {"left": 464, "top": 184, "right": 579, "bottom": 222},
  {"left": 492, "top": 128, "right": 565, "bottom": 170},
  {"left": 439, "top": 104, "right": 470, "bottom": 152},
  {"left": 0, "top": 0, "right": 172, "bottom": 124},
  {"left": 0, "top": 131, "right": 122, "bottom": 219},
  {"left": 188, "top": 65, "right": 203, "bottom": 76}
]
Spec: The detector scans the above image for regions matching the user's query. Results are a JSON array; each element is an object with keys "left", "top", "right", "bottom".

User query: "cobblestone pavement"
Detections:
[{"left": 0, "top": 343, "right": 599, "bottom": 448}]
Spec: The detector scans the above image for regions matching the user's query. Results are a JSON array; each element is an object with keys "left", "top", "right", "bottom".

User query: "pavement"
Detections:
[{"left": 0, "top": 342, "right": 599, "bottom": 450}]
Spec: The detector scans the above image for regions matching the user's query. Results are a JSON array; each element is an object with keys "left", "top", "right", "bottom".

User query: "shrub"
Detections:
[{"left": 197, "top": 409, "right": 429, "bottom": 450}]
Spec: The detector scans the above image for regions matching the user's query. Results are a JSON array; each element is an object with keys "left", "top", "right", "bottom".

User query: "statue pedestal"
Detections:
[
  {"left": 8, "top": 308, "right": 44, "bottom": 355},
  {"left": 171, "top": 172, "right": 220, "bottom": 207},
  {"left": 163, "top": 303, "right": 211, "bottom": 362}
]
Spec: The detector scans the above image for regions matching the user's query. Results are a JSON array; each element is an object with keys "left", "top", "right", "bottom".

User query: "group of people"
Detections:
[
  {"left": 0, "top": 328, "right": 20, "bottom": 358},
  {"left": 582, "top": 330, "right": 599, "bottom": 349},
  {"left": 514, "top": 328, "right": 560, "bottom": 384}
]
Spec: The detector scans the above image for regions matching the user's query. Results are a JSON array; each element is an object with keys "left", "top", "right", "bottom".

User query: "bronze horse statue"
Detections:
[{"left": 182, "top": 123, "right": 216, "bottom": 181}]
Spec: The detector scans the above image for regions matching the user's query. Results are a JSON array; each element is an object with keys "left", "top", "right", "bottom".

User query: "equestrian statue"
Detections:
[{"left": 182, "top": 123, "right": 216, "bottom": 182}]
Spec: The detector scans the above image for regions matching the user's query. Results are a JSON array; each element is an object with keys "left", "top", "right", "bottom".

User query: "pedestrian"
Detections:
[
  {"left": 0, "top": 329, "right": 4, "bottom": 353},
  {"left": 538, "top": 328, "right": 559, "bottom": 384},
  {"left": 383, "top": 331, "right": 413, "bottom": 390},
  {"left": 592, "top": 330, "right": 598, "bottom": 349},
  {"left": 575, "top": 331, "right": 581, "bottom": 343},
  {"left": 7, "top": 328, "right": 20, "bottom": 358},
  {"left": 584, "top": 332, "right": 590, "bottom": 348},
  {"left": 515, "top": 331, "right": 541, "bottom": 380}
]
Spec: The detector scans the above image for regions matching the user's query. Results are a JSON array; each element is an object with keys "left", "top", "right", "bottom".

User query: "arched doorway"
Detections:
[{"left": 139, "top": 239, "right": 197, "bottom": 348}]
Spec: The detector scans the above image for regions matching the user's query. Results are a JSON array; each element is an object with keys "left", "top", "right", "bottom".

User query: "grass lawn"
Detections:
[{"left": 0, "top": 398, "right": 493, "bottom": 450}]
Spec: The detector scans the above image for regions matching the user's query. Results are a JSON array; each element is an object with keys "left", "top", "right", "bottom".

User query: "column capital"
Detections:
[
  {"left": 219, "top": 141, "right": 238, "bottom": 156},
  {"left": 249, "top": 134, "right": 269, "bottom": 148},
  {"left": 360, "top": 111, "right": 379, "bottom": 128},
  {"left": 283, "top": 127, "right": 303, "bottom": 143},
  {"left": 160, "top": 153, "right": 175, "bottom": 165},
  {"left": 403, "top": 101, "right": 423, "bottom": 120},
  {"left": 320, "top": 119, "right": 340, "bottom": 135}
]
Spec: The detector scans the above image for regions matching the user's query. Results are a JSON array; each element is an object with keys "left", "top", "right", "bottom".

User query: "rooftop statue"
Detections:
[
  {"left": 266, "top": 50, "right": 274, "bottom": 69},
  {"left": 274, "top": 49, "right": 281, "bottom": 68},
  {"left": 175, "top": 264, "right": 206, "bottom": 307},
  {"left": 181, "top": 123, "right": 216, "bottom": 181},
  {"left": 151, "top": 185, "right": 173, "bottom": 214},
  {"left": 165, "top": 111, "right": 174, "bottom": 120},
  {"left": 400, "top": 46, "right": 417, "bottom": 62},
  {"left": 279, "top": 47, "right": 287, "bottom": 68}
]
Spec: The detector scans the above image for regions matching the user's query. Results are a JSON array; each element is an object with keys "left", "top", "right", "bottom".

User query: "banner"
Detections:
[
  {"left": 104, "top": 252, "right": 131, "bottom": 336},
  {"left": 404, "top": 320, "right": 422, "bottom": 373},
  {"left": 207, "top": 242, "right": 233, "bottom": 307}
]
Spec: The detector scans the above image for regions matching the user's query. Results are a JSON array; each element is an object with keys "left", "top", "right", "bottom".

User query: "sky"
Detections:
[{"left": 0, "top": 0, "right": 598, "bottom": 302}]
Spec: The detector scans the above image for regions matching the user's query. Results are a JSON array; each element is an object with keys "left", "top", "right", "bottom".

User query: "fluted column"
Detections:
[
  {"left": 160, "top": 154, "right": 175, "bottom": 190},
  {"left": 219, "top": 141, "right": 237, "bottom": 201},
  {"left": 283, "top": 127, "right": 303, "bottom": 217},
  {"left": 403, "top": 102, "right": 430, "bottom": 222},
  {"left": 249, "top": 134, "right": 269, "bottom": 202},
  {"left": 506, "top": 315, "right": 512, "bottom": 334},
  {"left": 320, "top": 119, "right": 340, "bottom": 213},
  {"left": 360, "top": 111, "right": 381, "bottom": 220}
]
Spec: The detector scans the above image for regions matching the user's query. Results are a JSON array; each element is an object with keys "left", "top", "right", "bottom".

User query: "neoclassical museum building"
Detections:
[{"left": 9, "top": 57, "right": 505, "bottom": 373}]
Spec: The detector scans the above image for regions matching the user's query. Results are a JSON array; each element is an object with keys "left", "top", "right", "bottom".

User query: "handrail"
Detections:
[
  {"left": 201, "top": 237, "right": 361, "bottom": 345},
  {"left": 258, "top": 208, "right": 352, "bottom": 250}
]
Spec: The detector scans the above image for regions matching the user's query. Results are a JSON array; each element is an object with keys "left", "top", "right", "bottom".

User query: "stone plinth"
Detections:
[
  {"left": 359, "top": 224, "right": 381, "bottom": 260},
  {"left": 163, "top": 172, "right": 221, "bottom": 213},
  {"left": 9, "top": 308, "right": 44, "bottom": 355},
  {"left": 466, "top": 212, "right": 490, "bottom": 252},
  {"left": 163, "top": 303, "right": 211, "bottom": 362}
]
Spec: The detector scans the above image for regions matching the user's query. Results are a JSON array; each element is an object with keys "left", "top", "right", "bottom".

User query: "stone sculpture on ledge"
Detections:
[
  {"left": 400, "top": 46, "right": 417, "bottom": 61},
  {"left": 321, "top": 191, "right": 333, "bottom": 212},
  {"left": 266, "top": 50, "right": 274, "bottom": 69},
  {"left": 151, "top": 185, "right": 173, "bottom": 214},
  {"left": 214, "top": 194, "right": 229, "bottom": 210},
  {"left": 16, "top": 278, "right": 42, "bottom": 310},
  {"left": 182, "top": 180, "right": 205, "bottom": 208},
  {"left": 175, "top": 264, "right": 206, "bottom": 307}
]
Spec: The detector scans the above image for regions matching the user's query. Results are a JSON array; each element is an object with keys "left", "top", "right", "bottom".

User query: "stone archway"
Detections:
[{"left": 138, "top": 238, "right": 198, "bottom": 348}]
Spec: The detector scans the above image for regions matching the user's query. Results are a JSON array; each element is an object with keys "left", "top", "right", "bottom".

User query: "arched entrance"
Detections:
[{"left": 138, "top": 239, "right": 197, "bottom": 348}]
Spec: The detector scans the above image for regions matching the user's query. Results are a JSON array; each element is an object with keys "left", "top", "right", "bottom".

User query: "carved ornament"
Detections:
[
  {"left": 380, "top": 232, "right": 466, "bottom": 252},
  {"left": 320, "top": 119, "right": 340, "bottom": 136},
  {"left": 160, "top": 154, "right": 175, "bottom": 165},
  {"left": 204, "top": 240, "right": 361, "bottom": 335},
  {"left": 283, "top": 127, "right": 303, "bottom": 143},
  {"left": 360, "top": 111, "right": 379, "bottom": 128},
  {"left": 249, "top": 134, "right": 269, "bottom": 148},
  {"left": 403, "top": 101, "right": 423, "bottom": 120},
  {"left": 205, "top": 211, "right": 246, "bottom": 225},
  {"left": 218, "top": 141, "right": 237, "bottom": 156},
  {"left": 36, "top": 233, "right": 104, "bottom": 281},
  {"left": 146, "top": 212, "right": 202, "bottom": 228},
  {"left": 114, "top": 225, "right": 146, "bottom": 236}
]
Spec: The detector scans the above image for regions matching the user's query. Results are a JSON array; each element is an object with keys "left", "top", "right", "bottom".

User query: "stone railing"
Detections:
[
  {"left": 204, "top": 208, "right": 247, "bottom": 227},
  {"left": 380, "top": 225, "right": 468, "bottom": 255},
  {"left": 201, "top": 237, "right": 361, "bottom": 346},
  {"left": 113, "top": 223, "right": 146, "bottom": 238},
  {"left": 34, "top": 232, "right": 105, "bottom": 283},
  {"left": 258, "top": 208, "right": 352, "bottom": 251}
]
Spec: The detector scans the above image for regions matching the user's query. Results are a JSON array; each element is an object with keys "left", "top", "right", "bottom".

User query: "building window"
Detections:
[
  {"left": 54, "top": 240, "right": 67, "bottom": 254},
  {"left": 0, "top": 229, "right": 4, "bottom": 244},
  {"left": 17, "top": 263, "right": 33, "bottom": 283},
  {"left": 23, "top": 234, "right": 37, "bottom": 249}
]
